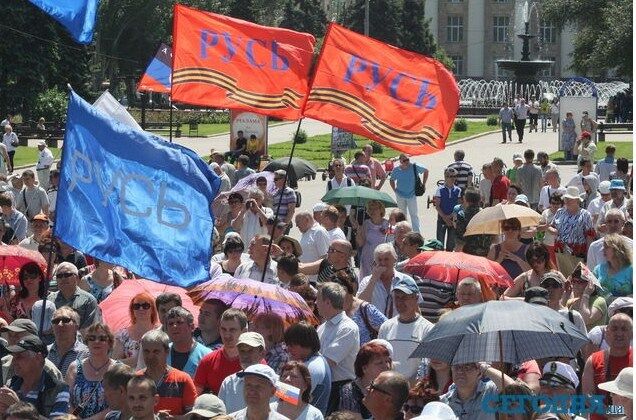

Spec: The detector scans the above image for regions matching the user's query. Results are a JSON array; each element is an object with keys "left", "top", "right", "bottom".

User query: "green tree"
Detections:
[
  {"left": 0, "top": 0, "right": 93, "bottom": 119},
  {"left": 279, "top": 0, "right": 328, "bottom": 38},
  {"left": 540, "top": 0, "right": 632, "bottom": 77},
  {"left": 401, "top": 0, "right": 453, "bottom": 69},
  {"left": 342, "top": 0, "right": 403, "bottom": 46}
]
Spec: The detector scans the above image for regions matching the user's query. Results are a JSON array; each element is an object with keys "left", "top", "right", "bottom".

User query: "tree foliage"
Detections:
[
  {"left": 540, "top": 0, "right": 632, "bottom": 77},
  {"left": 0, "top": 0, "right": 92, "bottom": 119},
  {"left": 279, "top": 0, "right": 328, "bottom": 39}
]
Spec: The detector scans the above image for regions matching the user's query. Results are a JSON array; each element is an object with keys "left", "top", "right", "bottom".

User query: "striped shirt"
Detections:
[
  {"left": 47, "top": 340, "right": 89, "bottom": 380},
  {"left": 447, "top": 160, "right": 473, "bottom": 190},
  {"left": 272, "top": 186, "right": 296, "bottom": 222}
]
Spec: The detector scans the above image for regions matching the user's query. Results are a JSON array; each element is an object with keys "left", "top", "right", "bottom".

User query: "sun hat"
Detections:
[
  {"left": 608, "top": 297, "right": 633, "bottom": 317},
  {"left": 599, "top": 180, "right": 612, "bottom": 194},
  {"left": 598, "top": 367, "right": 633, "bottom": 399},
  {"left": 367, "top": 339, "right": 394, "bottom": 358},
  {"left": 276, "top": 235, "right": 302, "bottom": 257},
  {"left": 412, "top": 401, "right": 458, "bottom": 420},
  {"left": 513, "top": 154, "right": 523, "bottom": 162},
  {"left": 312, "top": 202, "right": 328, "bottom": 213},
  {"left": 237, "top": 364, "right": 278, "bottom": 386},
  {"left": 610, "top": 179, "right": 626, "bottom": 191},
  {"left": 562, "top": 186, "right": 582, "bottom": 201},
  {"left": 186, "top": 394, "right": 227, "bottom": 418},
  {"left": 514, "top": 194, "right": 529, "bottom": 206}
]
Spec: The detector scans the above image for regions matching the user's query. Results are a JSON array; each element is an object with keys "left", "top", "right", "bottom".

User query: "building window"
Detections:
[
  {"left": 540, "top": 20, "right": 556, "bottom": 43},
  {"left": 447, "top": 16, "right": 463, "bottom": 42},
  {"left": 448, "top": 0, "right": 463, "bottom": 2},
  {"left": 493, "top": 16, "right": 509, "bottom": 43},
  {"left": 450, "top": 56, "right": 464, "bottom": 76},
  {"left": 540, "top": 57, "right": 556, "bottom": 77}
]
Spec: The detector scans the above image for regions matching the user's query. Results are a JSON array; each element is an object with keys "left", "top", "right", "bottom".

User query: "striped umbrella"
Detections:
[{"left": 411, "top": 300, "right": 589, "bottom": 365}]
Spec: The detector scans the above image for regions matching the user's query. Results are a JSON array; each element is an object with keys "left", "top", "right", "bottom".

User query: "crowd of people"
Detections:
[{"left": 0, "top": 107, "right": 630, "bottom": 420}]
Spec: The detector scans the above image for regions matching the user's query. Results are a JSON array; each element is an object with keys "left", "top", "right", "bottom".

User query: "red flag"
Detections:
[
  {"left": 303, "top": 24, "right": 460, "bottom": 155},
  {"left": 171, "top": 4, "right": 316, "bottom": 120}
]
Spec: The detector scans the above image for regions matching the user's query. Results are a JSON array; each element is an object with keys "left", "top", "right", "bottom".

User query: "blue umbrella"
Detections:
[{"left": 411, "top": 300, "right": 589, "bottom": 365}]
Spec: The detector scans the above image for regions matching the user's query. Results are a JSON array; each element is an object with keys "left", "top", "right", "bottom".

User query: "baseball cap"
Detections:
[
  {"left": 541, "top": 361, "right": 579, "bottom": 390},
  {"left": 514, "top": 194, "right": 529, "bottom": 206},
  {"left": 237, "top": 332, "right": 266, "bottom": 349},
  {"left": 32, "top": 212, "right": 49, "bottom": 223},
  {"left": 524, "top": 287, "right": 549, "bottom": 305},
  {"left": 513, "top": 154, "right": 523, "bottom": 162},
  {"left": 313, "top": 202, "right": 328, "bottom": 213},
  {"left": 419, "top": 239, "right": 444, "bottom": 251},
  {"left": 608, "top": 297, "right": 633, "bottom": 317},
  {"left": 598, "top": 367, "right": 633, "bottom": 399},
  {"left": 413, "top": 401, "right": 458, "bottom": 420},
  {"left": 274, "top": 170, "right": 287, "bottom": 178},
  {"left": 37, "top": 140, "right": 46, "bottom": 147},
  {"left": 610, "top": 179, "right": 626, "bottom": 191},
  {"left": 237, "top": 364, "right": 278, "bottom": 386},
  {"left": 186, "top": 394, "right": 227, "bottom": 418},
  {"left": 391, "top": 276, "right": 420, "bottom": 295},
  {"left": 540, "top": 271, "right": 565, "bottom": 287},
  {"left": 599, "top": 180, "right": 612, "bottom": 195},
  {"left": 5, "top": 334, "right": 48, "bottom": 356},
  {"left": 1, "top": 319, "right": 38, "bottom": 335}
]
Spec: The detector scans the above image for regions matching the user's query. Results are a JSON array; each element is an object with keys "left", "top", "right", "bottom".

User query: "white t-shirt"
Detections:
[
  {"left": 378, "top": 315, "right": 433, "bottom": 381},
  {"left": 270, "top": 402, "right": 324, "bottom": 420},
  {"left": 299, "top": 223, "right": 330, "bottom": 264},
  {"left": 326, "top": 227, "right": 346, "bottom": 242},
  {"left": 587, "top": 197, "right": 609, "bottom": 222}
]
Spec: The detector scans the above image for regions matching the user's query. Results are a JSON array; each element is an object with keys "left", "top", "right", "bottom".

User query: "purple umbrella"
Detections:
[{"left": 187, "top": 275, "right": 318, "bottom": 327}]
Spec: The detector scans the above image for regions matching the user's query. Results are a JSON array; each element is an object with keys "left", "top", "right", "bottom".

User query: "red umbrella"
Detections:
[
  {"left": 403, "top": 251, "right": 513, "bottom": 290},
  {"left": 0, "top": 245, "right": 47, "bottom": 287},
  {"left": 100, "top": 278, "right": 200, "bottom": 332}
]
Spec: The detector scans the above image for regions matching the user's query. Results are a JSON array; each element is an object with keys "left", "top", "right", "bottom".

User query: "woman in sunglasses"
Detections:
[
  {"left": 487, "top": 217, "right": 531, "bottom": 280},
  {"left": 502, "top": 242, "right": 554, "bottom": 300},
  {"left": 112, "top": 292, "right": 158, "bottom": 368},
  {"left": 0, "top": 261, "right": 47, "bottom": 322},
  {"left": 67, "top": 322, "right": 116, "bottom": 418}
]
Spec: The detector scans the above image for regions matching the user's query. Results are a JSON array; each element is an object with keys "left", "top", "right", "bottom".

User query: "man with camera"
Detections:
[{"left": 230, "top": 189, "right": 273, "bottom": 246}]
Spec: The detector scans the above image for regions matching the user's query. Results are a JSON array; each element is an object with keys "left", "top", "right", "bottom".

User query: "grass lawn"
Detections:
[
  {"left": 14, "top": 147, "right": 61, "bottom": 168},
  {"left": 152, "top": 121, "right": 288, "bottom": 137},
  {"left": 269, "top": 121, "right": 495, "bottom": 168},
  {"left": 549, "top": 141, "right": 633, "bottom": 161}
]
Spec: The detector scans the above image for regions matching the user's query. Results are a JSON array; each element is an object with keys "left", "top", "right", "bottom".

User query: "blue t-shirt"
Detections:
[
  {"left": 306, "top": 353, "right": 332, "bottom": 414},
  {"left": 390, "top": 163, "right": 426, "bottom": 199},
  {"left": 435, "top": 184, "right": 462, "bottom": 215},
  {"left": 167, "top": 342, "right": 212, "bottom": 377}
]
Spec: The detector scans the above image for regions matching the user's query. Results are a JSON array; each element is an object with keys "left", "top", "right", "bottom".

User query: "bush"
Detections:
[
  {"left": 371, "top": 142, "right": 383, "bottom": 154},
  {"left": 454, "top": 118, "right": 468, "bottom": 132},
  {"left": 486, "top": 115, "right": 499, "bottom": 126},
  {"left": 34, "top": 88, "right": 68, "bottom": 123},
  {"left": 293, "top": 129, "right": 308, "bottom": 144}
]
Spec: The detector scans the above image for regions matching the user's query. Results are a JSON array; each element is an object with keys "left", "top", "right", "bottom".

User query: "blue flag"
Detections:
[
  {"left": 29, "top": 0, "right": 99, "bottom": 44},
  {"left": 55, "top": 91, "right": 221, "bottom": 287}
]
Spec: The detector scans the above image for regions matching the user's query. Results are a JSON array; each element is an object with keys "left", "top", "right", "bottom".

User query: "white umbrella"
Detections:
[{"left": 464, "top": 203, "right": 541, "bottom": 236}]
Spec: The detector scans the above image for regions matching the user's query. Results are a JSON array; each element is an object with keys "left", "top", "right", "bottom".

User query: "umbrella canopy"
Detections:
[
  {"left": 321, "top": 185, "right": 397, "bottom": 208},
  {"left": 188, "top": 275, "right": 318, "bottom": 327},
  {"left": 464, "top": 203, "right": 541, "bottom": 236},
  {"left": 411, "top": 300, "right": 589, "bottom": 365},
  {"left": 0, "top": 245, "right": 48, "bottom": 287},
  {"left": 403, "top": 251, "right": 513, "bottom": 289},
  {"left": 263, "top": 157, "right": 317, "bottom": 189},
  {"left": 230, "top": 171, "right": 276, "bottom": 196},
  {"left": 100, "top": 278, "right": 199, "bottom": 332}
]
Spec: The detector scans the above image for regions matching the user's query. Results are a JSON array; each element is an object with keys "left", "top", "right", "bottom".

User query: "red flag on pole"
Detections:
[
  {"left": 171, "top": 4, "right": 316, "bottom": 121},
  {"left": 303, "top": 23, "right": 460, "bottom": 155}
]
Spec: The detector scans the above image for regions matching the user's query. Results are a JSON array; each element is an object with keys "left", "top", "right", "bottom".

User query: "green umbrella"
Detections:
[{"left": 321, "top": 185, "right": 397, "bottom": 207}]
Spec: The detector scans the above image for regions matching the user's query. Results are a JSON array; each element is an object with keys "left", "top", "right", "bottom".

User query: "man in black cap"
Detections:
[
  {"left": 0, "top": 319, "right": 62, "bottom": 383},
  {"left": 0, "top": 335, "right": 69, "bottom": 417}
]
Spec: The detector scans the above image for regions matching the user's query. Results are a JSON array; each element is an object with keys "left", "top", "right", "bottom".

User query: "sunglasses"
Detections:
[
  {"left": 403, "top": 404, "right": 424, "bottom": 415},
  {"left": 56, "top": 272, "right": 75, "bottom": 279},
  {"left": 86, "top": 335, "right": 109, "bottom": 342},
  {"left": 132, "top": 302, "right": 151, "bottom": 310},
  {"left": 52, "top": 317, "right": 74, "bottom": 325},
  {"left": 368, "top": 381, "right": 392, "bottom": 396}
]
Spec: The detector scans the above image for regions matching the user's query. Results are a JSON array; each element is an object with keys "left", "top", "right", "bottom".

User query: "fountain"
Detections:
[{"left": 495, "top": 0, "right": 553, "bottom": 85}]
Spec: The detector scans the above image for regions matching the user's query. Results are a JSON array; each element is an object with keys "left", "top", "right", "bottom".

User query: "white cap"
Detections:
[
  {"left": 608, "top": 297, "right": 633, "bottom": 317},
  {"left": 313, "top": 202, "right": 328, "bottom": 213},
  {"left": 599, "top": 180, "right": 612, "bottom": 194},
  {"left": 187, "top": 394, "right": 226, "bottom": 418},
  {"left": 37, "top": 140, "right": 46, "bottom": 147},
  {"left": 541, "top": 361, "right": 579, "bottom": 389},
  {"left": 237, "top": 364, "right": 278, "bottom": 386},
  {"left": 367, "top": 339, "right": 394, "bottom": 358},
  {"left": 598, "top": 367, "right": 633, "bottom": 399},
  {"left": 413, "top": 401, "right": 458, "bottom": 420}
]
